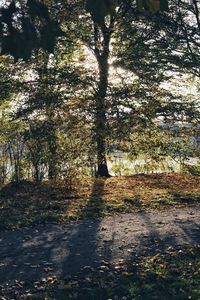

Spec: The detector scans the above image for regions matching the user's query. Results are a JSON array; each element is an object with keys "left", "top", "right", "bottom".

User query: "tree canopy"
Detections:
[{"left": 0, "top": 0, "right": 199, "bottom": 181}]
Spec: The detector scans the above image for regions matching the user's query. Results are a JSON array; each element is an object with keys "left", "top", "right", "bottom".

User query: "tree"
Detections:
[
  {"left": 113, "top": 0, "right": 200, "bottom": 77},
  {"left": 0, "top": 0, "right": 115, "bottom": 177},
  {"left": 0, "top": 0, "right": 199, "bottom": 180},
  {"left": 15, "top": 46, "right": 89, "bottom": 180},
  {"left": 110, "top": 0, "right": 199, "bottom": 154}
]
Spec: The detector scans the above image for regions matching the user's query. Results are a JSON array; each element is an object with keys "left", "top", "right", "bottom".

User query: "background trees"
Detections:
[{"left": 0, "top": 0, "right": 199, "bottom": 182}]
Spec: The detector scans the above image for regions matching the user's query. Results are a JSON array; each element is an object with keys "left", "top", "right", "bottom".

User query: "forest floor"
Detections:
[
  {"left": 0, "top": 173, "right": 199, "bottom": 230},
  {"left": 0, "top": 173, "right": 200, "bottom": 299}
]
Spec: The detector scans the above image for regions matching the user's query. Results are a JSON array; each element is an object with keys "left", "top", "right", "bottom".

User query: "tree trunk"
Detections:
[
  {"left": 48, "top": 131, "right": 58, "bottom": 180},
  {"left": 95, "top": 71, "right": 110, "bottom": 176},
  {"left": 33, "top": 163, "right": 42, "bottom": 182},
  {"left": 93, "top": 21, "right": 114, "bottom": 177}
]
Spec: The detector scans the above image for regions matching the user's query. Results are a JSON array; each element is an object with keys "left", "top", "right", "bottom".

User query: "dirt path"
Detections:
[{"left": 0, "top": 204, "right": 200, "bottom": 285}]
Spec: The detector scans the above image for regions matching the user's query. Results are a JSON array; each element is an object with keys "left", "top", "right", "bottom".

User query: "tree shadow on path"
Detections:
[
  {"left": 0, "top": 178, "right": 115, "bottom": 283},
  {"left": 60, "top": 177, "right": 115, "bottom": 278},
  {"left": 128, "top": 209, "right": 200, "bottom": 261},
  {"left": 0, "top": 183, "right": 199, "bottom": 286}
]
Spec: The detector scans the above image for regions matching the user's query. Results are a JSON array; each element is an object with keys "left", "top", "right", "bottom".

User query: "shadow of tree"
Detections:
[
  {"left": 0, "top": 178, "right": 115, "bottom": 283},
  {"left": 127, "top": 211, "right": 200, "bottom": 261},
  {"left": 0, "top": 193, "right": 199, "bottom": 287},
  {"left": 60, "top": 178, "right": 114, "bottom": 277}
]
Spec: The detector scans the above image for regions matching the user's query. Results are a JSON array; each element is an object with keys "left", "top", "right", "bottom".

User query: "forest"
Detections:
[{"left": 0, "top": 0, "right": 200, "bottom": 299}]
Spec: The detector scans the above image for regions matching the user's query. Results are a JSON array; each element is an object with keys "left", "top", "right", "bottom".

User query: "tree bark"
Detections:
[
  {"left": 47, "top": 127, "right": 58, "bottom": 180},
  {"left": 93, "top": 20, "right": 114, "bottom": 177}
]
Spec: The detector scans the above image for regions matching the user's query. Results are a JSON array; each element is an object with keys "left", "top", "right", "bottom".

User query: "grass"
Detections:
[
  {"left": 0, "top": 173, "right": 199, "bottom": 229},
  {"left": 2, "top": 245, "right": 200, "bottom": 299},
  {"left": 0, "top": 173, "right": 199, "bottom": 299}
]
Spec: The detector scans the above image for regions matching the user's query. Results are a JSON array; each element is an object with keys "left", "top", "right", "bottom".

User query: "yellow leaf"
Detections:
[
  {"left": 122, "top": 271, "right": 130, "bottom": 276},
  {"left": 64, "top": 284, "right": 72, "bottom": 289},
  {"left": 47, "top": 276, "right": 54, "bottom": 281}
]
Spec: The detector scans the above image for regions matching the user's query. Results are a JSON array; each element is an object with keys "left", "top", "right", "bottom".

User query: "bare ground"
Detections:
[{"left": 0, "top": 204, "right": 200, "bottom": 288}]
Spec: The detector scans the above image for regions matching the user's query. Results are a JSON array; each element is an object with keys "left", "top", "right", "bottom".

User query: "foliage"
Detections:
[
  {"left": 114, "top": 0, "right": 200, "bottom": 77},
  {"left": 137, "top": 0, "right": 169, "bottom": 13},
  {"left": 0, "top": 101, "right": 28, "bottom": 182},
  {"left": 86, "top": 0, "right": 117, "bottom": 23},
  {"left": 110, "top": 161, "right": 130, "bottom": 176},
  {"left": 0, "top": 0, "right": 63, "bottom": 61},
  {"left": 180, "top": 160, "right": 200, "bottom": 176},
  {"left": 128, "top": 125, "right": 198, "bottom": 164},
  {"left": 0, "top": 0, "right": 199, "bottom": 180}
]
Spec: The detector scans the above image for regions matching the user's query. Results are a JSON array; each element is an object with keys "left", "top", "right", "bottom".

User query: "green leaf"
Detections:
[
  {"left": 27, "top": 0, "right": 50, "bottom": 21},
  {"left": 136, "top": 0, "right": 169, "bottom": 13},
  {"left": 86, "top": 0, "right": 117, "bottom": 23}
]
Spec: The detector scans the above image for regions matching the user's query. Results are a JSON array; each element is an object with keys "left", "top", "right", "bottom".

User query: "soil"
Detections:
[{"left": 0, "top": 204, "right": 199, "bottom": 286}]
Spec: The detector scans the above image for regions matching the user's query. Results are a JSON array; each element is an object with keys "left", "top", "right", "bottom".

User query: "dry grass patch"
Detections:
[{"left": 0, "top": 173, "right": 199, "bottom": 229}]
